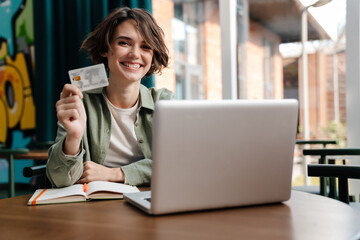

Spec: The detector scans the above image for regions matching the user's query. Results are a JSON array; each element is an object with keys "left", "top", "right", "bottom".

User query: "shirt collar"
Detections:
[
  {"left": 85, "top": 87, "right": 103, "bottom": 94},
  {"left": 139, "top": 84, "right": 155, "bottom": 111}
]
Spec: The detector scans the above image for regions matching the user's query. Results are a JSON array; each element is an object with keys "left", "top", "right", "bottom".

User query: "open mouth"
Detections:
[{"left": 121, "top": 62, "right": 142, "bottom": 69}]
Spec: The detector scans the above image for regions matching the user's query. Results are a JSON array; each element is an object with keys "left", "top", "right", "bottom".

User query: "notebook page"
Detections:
[
  {"left": 29, "top": 184, "right": 85, "bottom": 202},
  {"left": 86, "top": 181, "right": 139, "bottom": 196}
]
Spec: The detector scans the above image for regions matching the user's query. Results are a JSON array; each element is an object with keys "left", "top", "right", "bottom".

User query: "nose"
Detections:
[{"left": 128, "top": 45, "right": 140, "bottom": 59}]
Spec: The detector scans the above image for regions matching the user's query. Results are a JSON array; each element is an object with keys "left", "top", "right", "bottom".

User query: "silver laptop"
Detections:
[{"left": 124, "top": 99, "right": 298, "bottom": 215}]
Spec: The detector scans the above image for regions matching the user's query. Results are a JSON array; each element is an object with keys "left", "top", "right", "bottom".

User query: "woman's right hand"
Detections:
[{"left": 56, "top": 84, "right": 87, "bottom": 155}]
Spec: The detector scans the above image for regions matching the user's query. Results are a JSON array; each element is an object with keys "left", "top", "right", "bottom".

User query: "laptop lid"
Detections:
[{"left": 147, "top": 99, "right": 298, "bottom": 215}]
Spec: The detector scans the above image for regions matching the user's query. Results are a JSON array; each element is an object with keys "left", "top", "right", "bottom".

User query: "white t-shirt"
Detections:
[{"left": 103, "top": 93, "right": 144, "bottom": 168}]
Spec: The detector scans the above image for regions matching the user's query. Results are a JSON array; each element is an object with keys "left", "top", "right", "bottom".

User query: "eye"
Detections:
[
  {"left": 118, "top": 41, "right": 129, "bottom": 46},
  {"left": 142, "top": 45, "right": 152, "bottom": 50}
]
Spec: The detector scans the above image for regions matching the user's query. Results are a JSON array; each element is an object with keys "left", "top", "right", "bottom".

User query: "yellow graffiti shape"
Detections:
[
  {"left": 7, "top": 53, "right": 35, "bottom": 130},
  {"left": 22, "top": 85, "right": 35, "bottom": 129},
  {"left": 0, "top": 42, "right": 7, "bottom": 60},
  {"left": 0, "top": 99, "right": 7, "bottom": 142},
  {"left": 0, "top": 53, "right": 35, "bottom": 132},
  {"left": 0, "top": 64, "right": 23, "bottom": 129}
]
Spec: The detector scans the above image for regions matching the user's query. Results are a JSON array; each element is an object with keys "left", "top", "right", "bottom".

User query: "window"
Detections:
[{"left": 172, "top": 0, "right": 221, "bottom": 100}]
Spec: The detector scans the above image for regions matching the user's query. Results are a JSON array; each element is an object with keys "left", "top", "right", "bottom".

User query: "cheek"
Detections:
[
  {"left": 146, "top": 57, "right": 153, "bottom": 69},
  {"left": 107, "top": 51, "right": 120, "bottom": 64},
  {"left": 146, "top": 53, "right": 154, "bottom": 65}
]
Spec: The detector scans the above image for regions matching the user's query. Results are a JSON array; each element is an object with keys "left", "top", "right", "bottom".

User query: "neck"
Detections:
[{"left": 105, "top": 78, "right": 140, "bottom": 109}]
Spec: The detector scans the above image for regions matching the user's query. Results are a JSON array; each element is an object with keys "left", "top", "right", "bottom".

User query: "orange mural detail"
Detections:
[
  {"left": 0, "top": 0, "right": 35, "bottom": 145},
  {"left": 0, "top": 51, "right": 35, "bottom": 142},
  {"left": 0, "top": 98, "right": 7, "bottom": 142}
]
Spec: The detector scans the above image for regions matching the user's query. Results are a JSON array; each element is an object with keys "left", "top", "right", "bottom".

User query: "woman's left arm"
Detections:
[{"left": 121, "top": 159, "right": 152, "bottom": 185}]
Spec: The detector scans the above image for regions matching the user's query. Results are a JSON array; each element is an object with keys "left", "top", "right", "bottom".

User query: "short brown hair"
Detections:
[{"left": 81, "top": 7, "right": 168, "bottom": 77}]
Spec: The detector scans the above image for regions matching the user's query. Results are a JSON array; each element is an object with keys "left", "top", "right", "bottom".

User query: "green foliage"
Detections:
[{"left": 322, "top": 121, "right": 347, "bottom": 147}]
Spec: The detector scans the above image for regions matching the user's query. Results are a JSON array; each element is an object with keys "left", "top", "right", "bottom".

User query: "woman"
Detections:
[{"left": 46, "top": 7, "right": 174, "bottom": 187}]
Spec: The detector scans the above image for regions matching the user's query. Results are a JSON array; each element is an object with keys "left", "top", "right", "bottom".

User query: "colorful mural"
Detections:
[{"left": 0, "top": 0, "right": 35, "bottom": 146}]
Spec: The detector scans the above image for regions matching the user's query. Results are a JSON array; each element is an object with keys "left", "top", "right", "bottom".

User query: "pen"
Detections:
[{"left": 83, "top": 183, "right": 89, "bottom": 192}]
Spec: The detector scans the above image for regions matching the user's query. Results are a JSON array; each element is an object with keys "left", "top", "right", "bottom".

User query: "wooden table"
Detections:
[
  {"left": 9, "top": 149, "right": 49, "bottom": 160},
  {"left": 0, "top": 190, "right": 359, "bottom": 240},
  {"left": 0, "top": 149, "right": 48, "bottom": 197}
]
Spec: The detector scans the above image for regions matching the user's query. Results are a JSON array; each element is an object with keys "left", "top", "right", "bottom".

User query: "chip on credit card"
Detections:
[{"left": 68, "top": 63, "right": 108, "bottom": 92}]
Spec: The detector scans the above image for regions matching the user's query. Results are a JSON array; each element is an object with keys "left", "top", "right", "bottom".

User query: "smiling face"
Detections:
[{"left": 103, "top": 19, "right": 154, "bottom": 84}]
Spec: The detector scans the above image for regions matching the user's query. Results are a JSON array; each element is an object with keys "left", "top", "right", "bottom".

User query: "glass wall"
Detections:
[
  {"left": 153, "top": 0, "right": 348, "bottom": 189},
  {"left": 173, "top": 1, "right": 204, "bottom": 99},
  {"left": 173, "top": 0, "right": 221, "bottom": 100},
  {"left": 153, "top": 0, "right": 222, "bottom": 100},
  {"left": 154, "top": 0, "right": 346, "bottom": 139}
]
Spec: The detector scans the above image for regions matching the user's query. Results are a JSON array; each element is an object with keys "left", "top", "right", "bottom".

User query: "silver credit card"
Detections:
[{"left": 68, "top": 63, "right": 108, "bottom": 92}]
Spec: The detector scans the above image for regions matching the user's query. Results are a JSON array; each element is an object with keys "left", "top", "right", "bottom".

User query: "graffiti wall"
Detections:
[{"left": 0, "top": 0, "right": 35, "bottom": 146}]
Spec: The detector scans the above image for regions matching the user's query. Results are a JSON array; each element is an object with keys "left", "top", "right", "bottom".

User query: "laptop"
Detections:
[{"left": 124, "top": 99, "right": 298, "bottom": 215}]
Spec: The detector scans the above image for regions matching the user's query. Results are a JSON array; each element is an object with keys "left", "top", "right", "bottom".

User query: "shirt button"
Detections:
[
  {"left": 135, "top": 123, "right": 138, "bottom": 127},
  {"left": 138, "top": 139, "right": 144, "bottom": 144},
  {"left": 106, "top": 129, "right": 110, "bottom": 133}
]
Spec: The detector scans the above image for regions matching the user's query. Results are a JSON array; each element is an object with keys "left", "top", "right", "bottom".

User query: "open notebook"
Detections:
[{"left": 28, "top": 181, "right": 139, "bottom": 206}]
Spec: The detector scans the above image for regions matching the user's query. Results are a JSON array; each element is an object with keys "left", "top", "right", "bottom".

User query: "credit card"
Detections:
[{"left": 68, "top": 63, "right": 108, "bottom": 92}]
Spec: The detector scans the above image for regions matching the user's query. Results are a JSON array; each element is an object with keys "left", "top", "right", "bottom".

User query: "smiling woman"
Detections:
[
  {"left": 46, "top": 7, "right": 175, "bottom": 188},
  {"left": 81, "top": 7, "right": 169, "bottom": 77},
  {"left": 102, "top": 20, "right": 154, "bottom": 92}
]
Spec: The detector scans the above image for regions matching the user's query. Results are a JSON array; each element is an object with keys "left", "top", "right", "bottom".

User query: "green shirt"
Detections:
[{"left": 46, "top": 84, "right": 174, "bottom": 187}]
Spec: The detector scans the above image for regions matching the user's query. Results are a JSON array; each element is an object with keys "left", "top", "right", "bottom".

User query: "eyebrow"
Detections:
[
  {"left": 114, "top": 36, "right": 132, "bottom": 41},
  {"left": 114, "top": 36, "right": 148, "bottom": 45}
]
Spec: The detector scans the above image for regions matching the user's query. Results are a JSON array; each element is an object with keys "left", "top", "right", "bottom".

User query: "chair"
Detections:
[
  {"left": 303, "top": 148, "right": 360, "bottom": 200},
  {"left": 292, "top": 139, "right": 338, "bottom": 195},
  {"left": 23, "top": 164, "right": 51, "bottom": 188},
  {"left": 0, "top": 148, "right": 29, "bottom": 197},
  {"left": 304, "top": 148, "right": 360, "bottom": 210},
  {"left": 22, "top": 141, "right": 53, "bottom": 189},
  {"left": 23, "top": 165, "right": 47, "bottom": 178},
  {"left": 295, "top": 139, "right": 337, "bottom": 148},
  {"left": 308, "top": 164, "right": 360, "bottom": 205}
]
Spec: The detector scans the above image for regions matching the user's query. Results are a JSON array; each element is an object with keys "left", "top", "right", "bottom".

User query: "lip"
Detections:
[{"left": 121, "top": 62, "right": 143, "bottom": 70}]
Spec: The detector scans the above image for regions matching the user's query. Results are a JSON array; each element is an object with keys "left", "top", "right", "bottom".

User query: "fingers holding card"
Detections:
[
  {"left": 56, "top": 64, "right": 107, "bottom": 149},
  {"left": 56, "top": 85, "right": 87, "bottom": 141},
  {"left": 56, "top": 92, "right": 87, "bottom": 139},
  {"left": 60, "top": 84, "right": 83, "bottom": 100}
]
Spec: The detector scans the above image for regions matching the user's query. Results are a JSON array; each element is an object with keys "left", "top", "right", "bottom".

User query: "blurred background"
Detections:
[{"left": 1, "top": 0, "right": 357, "bottom": 198}]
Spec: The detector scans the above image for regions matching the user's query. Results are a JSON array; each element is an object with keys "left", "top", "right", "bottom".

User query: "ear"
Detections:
[{"left": 100, "top": 52, "right": 107, "bottom": 58}]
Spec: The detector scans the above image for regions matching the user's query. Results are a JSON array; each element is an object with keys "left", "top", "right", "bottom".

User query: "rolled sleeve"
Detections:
[
  {"left": 46, "top": 137, "right": 85, "bottom": 187},
  {"left": 121, "top": 159, "right": 152, "bottom": 186}
]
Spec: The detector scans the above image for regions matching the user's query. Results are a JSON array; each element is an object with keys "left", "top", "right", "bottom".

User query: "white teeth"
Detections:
[{"left": 123, "top": 62, "right": 141, "bottom": 68}]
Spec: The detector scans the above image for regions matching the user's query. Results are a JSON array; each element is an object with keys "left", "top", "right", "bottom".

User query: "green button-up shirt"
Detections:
[{"left": 46, "top": 84, "right": 174, "bottom": 187}]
